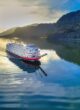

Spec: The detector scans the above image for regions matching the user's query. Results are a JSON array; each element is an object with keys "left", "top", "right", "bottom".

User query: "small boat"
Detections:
[{"left": 6, "top": 43, "right": 47, "bottom": 61}]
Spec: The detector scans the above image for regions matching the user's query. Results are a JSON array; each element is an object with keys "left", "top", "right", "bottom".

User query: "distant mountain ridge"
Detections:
[
  {"left": 57, "top": 10, "right": 80, "bottom": 26},
  {"left": 0, "top": 10, "right": 80, "bottom": 43},
  {"left": 47, "top": 10, "right": 80, "bottom": 43},
  {"left": 0, "top": 23, "right": 55, "bottom": 41}
]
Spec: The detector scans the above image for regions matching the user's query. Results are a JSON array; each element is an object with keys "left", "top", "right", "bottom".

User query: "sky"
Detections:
[{"left": 0, "top": 0, "right": 80, "bottom": 29}]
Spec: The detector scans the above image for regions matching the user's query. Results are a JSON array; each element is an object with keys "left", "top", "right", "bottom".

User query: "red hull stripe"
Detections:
[{"left": 7, "top": 50, "right": 40, "bottom": 61}]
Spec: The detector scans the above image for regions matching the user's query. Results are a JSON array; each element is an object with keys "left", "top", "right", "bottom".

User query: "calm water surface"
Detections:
[{"left": 0, "top": 49, "right": 80, "bottom": 110}]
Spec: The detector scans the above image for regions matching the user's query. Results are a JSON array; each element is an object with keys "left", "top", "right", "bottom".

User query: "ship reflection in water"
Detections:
[
  {"left": 0, "top": 50, "right": 80, "bottom": 109},
  {"left": 9, "top": 58, "right": 41, "bottom": 73}
]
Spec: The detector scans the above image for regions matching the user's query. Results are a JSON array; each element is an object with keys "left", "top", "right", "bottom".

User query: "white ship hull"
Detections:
[{"left": 6, "top": 43, "right": 40, "bottom": 61}]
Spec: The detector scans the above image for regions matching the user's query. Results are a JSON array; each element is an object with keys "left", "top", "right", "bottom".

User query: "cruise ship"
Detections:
[{"left": 6, "top": 43, "right": 47, "bottom": 61}]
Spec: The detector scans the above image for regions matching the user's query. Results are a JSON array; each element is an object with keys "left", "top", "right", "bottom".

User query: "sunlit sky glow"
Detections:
[{"left": 0, "top": 0, "right": 80, "bottom": 29}]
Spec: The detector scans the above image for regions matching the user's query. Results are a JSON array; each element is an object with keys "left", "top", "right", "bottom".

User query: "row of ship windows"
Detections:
[{"left": 8, "top": 48, "right": 39, "bottom": 52}]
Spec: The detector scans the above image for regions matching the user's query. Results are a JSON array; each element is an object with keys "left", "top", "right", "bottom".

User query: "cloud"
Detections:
[{"left": 0, "top": 0, "right": 68, "bottom": 28}]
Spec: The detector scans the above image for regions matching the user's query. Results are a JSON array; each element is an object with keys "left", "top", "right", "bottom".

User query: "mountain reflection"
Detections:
[
  {"left": 0, "top": 49, "right": 80, "bottom": 87},
  {"left": 0, "top": 46, "right": 80, "bottom": 109}
]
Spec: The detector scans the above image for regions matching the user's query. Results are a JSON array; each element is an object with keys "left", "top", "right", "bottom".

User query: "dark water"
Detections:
[{"left": 0, "top": 47, "right": 80, "bottom": 110}]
